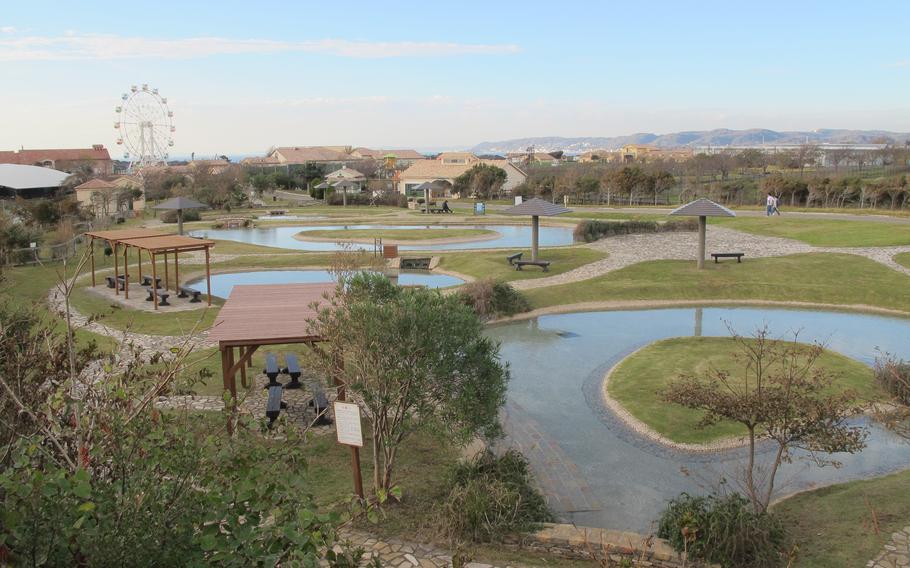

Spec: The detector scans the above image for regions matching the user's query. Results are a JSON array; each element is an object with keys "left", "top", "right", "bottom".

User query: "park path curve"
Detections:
[{"left": 512, "top": 226, "right": 910, "bottom": 290}]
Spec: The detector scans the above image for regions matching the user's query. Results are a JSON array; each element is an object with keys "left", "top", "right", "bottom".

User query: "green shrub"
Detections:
[
  {"left": 436, "top": 450, "right": 552, "bottom": 543},
  {"left": 573, "top": 218, "right": 698, "bottom": 243},
  {"left": 160, "top": 209, "right": 201, "bottom": 223},
  {"left": 457, "top": 279, "right": 531, "bottom": 320},
  {"left": 657, "top": 493, "right": 784, "bottom": 568}
]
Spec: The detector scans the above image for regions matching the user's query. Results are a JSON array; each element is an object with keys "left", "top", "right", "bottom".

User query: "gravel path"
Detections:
[{"left": 513, "top": 226, "right": 910, "bottom": 290}]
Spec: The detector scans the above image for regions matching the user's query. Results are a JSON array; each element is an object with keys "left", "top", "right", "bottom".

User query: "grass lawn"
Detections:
[
  {"left": 302, "top": 427, "right": 588, "bottom": 567},
  {"left": 895, "top": 252, "right": 910, "bottom": 270},
  {"left": 524, "top": 253, "right": 910, "bottom": 313},
  {"left": 70, "top": 286, "right": 222, "bottom": 336},
  {"left": 774, "top": 468, "right": 910, "bottom": 567},
  {"left": 1, "top": 260, "right": 118, "bottom": 350},
  {"left": 438, "top": 246, "right": 606, "bottom": 281},
  {"left": 712, "top": 216, "right": 910, "bottom": 246},
  {"left": 608, "top": 337, "right": 882, "bottom": 444},
  {"left": 300, "top": 228, "right": 496, "bottom": 241}
]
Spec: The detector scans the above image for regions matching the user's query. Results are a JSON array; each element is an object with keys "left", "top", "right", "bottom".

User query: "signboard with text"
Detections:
[{"left": 333, "top": 401, "right": 363, "bottom": 447}]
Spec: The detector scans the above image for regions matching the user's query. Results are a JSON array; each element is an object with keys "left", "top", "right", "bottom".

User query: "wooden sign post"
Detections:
[{"left": 333, "top": 401, "right": 365, "bottom": 498}]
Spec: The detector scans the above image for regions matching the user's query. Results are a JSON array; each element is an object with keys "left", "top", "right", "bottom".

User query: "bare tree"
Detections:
[{"left": 663, "top": 326, "right": 867, "bottom": 513}]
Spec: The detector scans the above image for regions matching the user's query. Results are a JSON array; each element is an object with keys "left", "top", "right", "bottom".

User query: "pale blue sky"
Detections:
[{"left": 1, "top": 0, "right": 908, "bottom": 155}]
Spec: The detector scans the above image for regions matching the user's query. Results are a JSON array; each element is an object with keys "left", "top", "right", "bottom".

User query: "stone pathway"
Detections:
[
  {"left": 867, "top": 526, "right": 910, "bottom": 568},
  {"left": 513, "top": 226, "right": 910, "bottom": 290}
]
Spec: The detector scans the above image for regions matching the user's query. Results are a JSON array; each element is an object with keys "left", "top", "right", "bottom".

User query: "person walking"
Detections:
[
  {"left": 766, "top": 193, "right": 775, "bottom": 216},
  {"left": 772, "top": 194, "right": 781, "bottom": 216}
]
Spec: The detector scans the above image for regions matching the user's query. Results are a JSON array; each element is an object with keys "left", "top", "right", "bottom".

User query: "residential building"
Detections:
[
  {"left": 506, "top": 151, "right": 561, "bottom": 166},
  {"left": 350, "top": 147, "right": 426, "bottom": 168},
  {"left": 397, "top": 153, "right": 526, "bottom": 196},
  {"left": 74, "top": 176, "right": 145, "bottom": 217},
  {"left": 0, "top": 145, "right": 113, "bottom": 176},
  {"left": 0, "top": 164, "right": 69, "bottom": 199},
  {"left": 324, "top": 167, "right": 366, "bottom": 191}
]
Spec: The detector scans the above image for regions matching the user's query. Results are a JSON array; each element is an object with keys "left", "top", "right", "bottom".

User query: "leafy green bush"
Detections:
[
  {"left": 657, "top": 493, "right": 784, "bottom": 568},
  {"left": 160, "top": 208, "right": 201, "bottom": 223},
  {"left": 436, "top": 450, "right": 552, "bottom": 543},
  {"left": 457, "top": 278, "right": 531, "bottom": 320},
  {"left": 573, "top": 218, "right": 698, "bottom": 243},
  {"left": 0, "top": 299, "right": 339, "bottom": 565}
]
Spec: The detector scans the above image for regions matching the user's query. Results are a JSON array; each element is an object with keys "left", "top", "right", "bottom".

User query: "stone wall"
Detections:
[{"left": 503, "top": 523, "right": 711, "bottom": 567}]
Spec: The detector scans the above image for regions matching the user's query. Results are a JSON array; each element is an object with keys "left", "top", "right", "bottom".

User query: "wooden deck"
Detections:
[{"left": 208, "top": 283, "right": 336, "bottom": 347}]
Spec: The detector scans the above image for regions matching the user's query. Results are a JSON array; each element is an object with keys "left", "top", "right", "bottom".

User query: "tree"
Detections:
[
  {"left": 309, "top": 272, "right": 509, "bottom": 494},
  {"left": 453, "top": 163, "right": 508, "bottom": 199},
  {"left": 663, "top": 327, "right": 866, "bottom": 513}
]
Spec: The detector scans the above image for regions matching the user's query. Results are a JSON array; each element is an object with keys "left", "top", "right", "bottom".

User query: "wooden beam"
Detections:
[
  {"left": 123, "top": 245, "right": 129, "bottom": 300},
  {"left": 227, "top": 344, "right": 258, "bottom": 383},
  {"left": 174, "top": 248, "right": 179, "bottom": 293},
  {"left": 113, "top": 242, "right": 119, "bottom": 296},
  {"left": 221, "top": 347, "right": 234, "bottom": 434},
  {"left": 205, "top": 246, "right": 212, "bottom": 306},
  {"left": 163, "top": 251, "right": 169, "bottom": 291},
  {"left": 150, "top": 251, "right": 158, "bottom": 310},
  {"left": 90, "top": 236, "right": 96, "bottom": 287}
]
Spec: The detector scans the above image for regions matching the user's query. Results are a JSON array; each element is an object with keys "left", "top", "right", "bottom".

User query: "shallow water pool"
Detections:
[
  {"left": 191, "top": 223, "right": 575, "bottom": 251},
  {"left": 487, "top": 306, "right": 910, "bottom": 532},
  {"left": 185, "top": 269, "right": 463, "bottom": 299}
]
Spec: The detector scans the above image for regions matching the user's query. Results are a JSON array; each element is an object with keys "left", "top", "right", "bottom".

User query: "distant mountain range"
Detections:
[{"left": 470, "top": 129, "right": 910, "bottom": 155}]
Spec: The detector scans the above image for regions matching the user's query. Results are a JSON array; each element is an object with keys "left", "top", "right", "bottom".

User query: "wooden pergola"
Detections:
[
  {"left": 84, "top": 229, "right": 215, "bottom": 309},
  {"left": 207, "top": 283, "right": 338, "bottom": 423},
  {"left": 205, "top": 282, "right": 363, "bottom": 495}
]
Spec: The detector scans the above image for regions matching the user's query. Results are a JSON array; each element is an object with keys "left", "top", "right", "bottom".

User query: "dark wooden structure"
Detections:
[{"left": 207, "top": 282, "right": 364, "bottom": 496}]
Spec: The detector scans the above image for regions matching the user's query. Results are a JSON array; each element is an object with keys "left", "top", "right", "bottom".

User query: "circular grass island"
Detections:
[
  {"left": 605, "top": 336, "right": 885, "bottom": 447},
  {"left": 294, "top": 227, "right": 499, "bottom": 245}
]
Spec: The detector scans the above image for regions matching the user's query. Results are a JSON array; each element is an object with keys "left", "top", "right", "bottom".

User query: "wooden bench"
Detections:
[
  {"left": 515, "top": 260, "right": 550, "bottom": 272},
  {"left": 144, "top": 288, "right": 170, "bottom": 305},
  {"left": 308, "top": 381, "right": 333, "bottom": 425},
  {"left": 711, "top": 252, "right": 745, "bottom": 263},
  {"left": 263, "top": 352, "right": 282, "bottom": 388},
  {"left": 506, "top": 252, "right": 523, "bottom": 265},
  {"left": 282, "top": 353, "right": 303, "bottom": 389},
  {"left": 265, "top": 385, "right": 283, "bottom": 427},
  {"left": 178, "top": 286, "right": 202, "bottom": 303}
]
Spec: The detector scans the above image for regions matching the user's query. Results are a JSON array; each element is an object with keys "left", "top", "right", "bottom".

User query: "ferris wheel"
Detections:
[{"left": 114, "top": 84, "right": 175, "bottom": 170}]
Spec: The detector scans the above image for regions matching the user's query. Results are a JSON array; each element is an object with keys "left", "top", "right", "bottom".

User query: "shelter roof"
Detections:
[
  {"left": 208, "top": 283, "right": 335, "bottom": 347},
  {"left": 669, "top": 198, "right": 735, "bottom": 217},
  {"left": 153, "top": 196, "right": 208, "bottom": 210},
  {"left": 502, "top": 197, "right": 572, "bottom": 216},
  {"left": 117, "top": 234, "right": 215, "bottom": 252}
]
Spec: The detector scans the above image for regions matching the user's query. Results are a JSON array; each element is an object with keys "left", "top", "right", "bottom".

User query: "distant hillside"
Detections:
[{"left": 470, "top": 129, "right": 910, "bottom": 155}]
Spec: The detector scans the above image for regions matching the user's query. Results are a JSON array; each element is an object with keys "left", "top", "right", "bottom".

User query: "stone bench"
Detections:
[{"left": 515, "top": 260, "right": 550, "bottom": 272}]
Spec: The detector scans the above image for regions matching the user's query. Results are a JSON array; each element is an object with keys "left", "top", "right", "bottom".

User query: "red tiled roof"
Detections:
[
  {"left": 75, "top": 178, "right": 117, "bottom": 190},
  {"left": 0, "top": 146, "right": 112, "bottom": 165}
]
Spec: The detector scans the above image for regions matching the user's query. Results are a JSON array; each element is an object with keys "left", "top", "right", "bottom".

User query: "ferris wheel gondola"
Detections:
[{"left": 114, "top": 85, "right": 174, "bottom": 170}]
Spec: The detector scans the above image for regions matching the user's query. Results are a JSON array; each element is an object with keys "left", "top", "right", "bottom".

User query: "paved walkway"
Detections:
[
  {"left": 512, "top": 226, "right": 910, "bottom": 290},
  {"left": 867, "top": 526, "right": 910, "bottom": 568}
]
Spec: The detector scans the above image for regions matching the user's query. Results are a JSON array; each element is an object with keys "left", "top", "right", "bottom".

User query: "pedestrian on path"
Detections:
[
  {"left": 766, "top": 193, "right": 775, "bottom": 216},
  {"left": 772, "top": 194, "right": 781, "bottom": 216}
]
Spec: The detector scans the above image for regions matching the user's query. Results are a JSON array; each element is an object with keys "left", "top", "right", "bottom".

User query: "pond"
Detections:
[
  {"left": 190, "top": 224, "right": 575, "bottom": 251},
  {"left": 486, "top": 307, "right": 910, "bottom": 532},
  {"left": 185, "top": 269, "right": 464, "bottom": 299}
]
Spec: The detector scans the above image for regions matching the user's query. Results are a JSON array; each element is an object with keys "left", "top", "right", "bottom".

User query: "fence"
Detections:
[{"left": 1, "top": 233, "right": 91, "bottom": 267}]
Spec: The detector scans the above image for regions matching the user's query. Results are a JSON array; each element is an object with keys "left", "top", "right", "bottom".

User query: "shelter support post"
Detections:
[
  {"left": 164, "top": 251, "right": 169, "bottom": 291},
  {"left": 697, "top": 215, "right": 706, "bottom": 270},
  {"left": 174, "top": 249, "right": 179, "bottom": 292},
  {"left": 150, "top": 251, "right": 159, "bottom": 310},
  {"left": 205, "top": 247, "right": 212, "bottom": 306},
  {"left": 177, "top": 209, "right": 183, "bottom": 236},
  {"left": 531, "top": 215, "right": 540, "bottom": 261},
  {"left": 90, "top": 237, "right": 95, "bottom": 287},
  {"left": 221, "top": 347, "right": 235, "bottom": 434},
  {"left": 123, "top": 246, "right": 129, "bottom": 300},
  {"left": 113, "top": 242, "right": 119, "bottom": 296}
]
